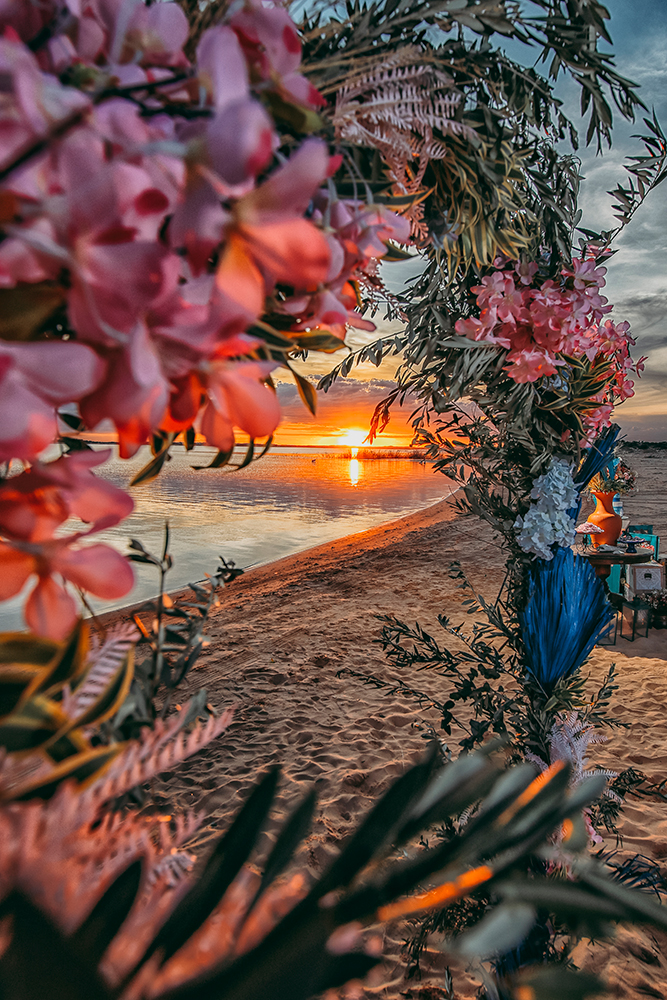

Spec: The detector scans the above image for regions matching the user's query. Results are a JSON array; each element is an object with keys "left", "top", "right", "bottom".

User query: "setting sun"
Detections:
[{"left": 338, "top": 429, "right": 368, "bottom": 448}]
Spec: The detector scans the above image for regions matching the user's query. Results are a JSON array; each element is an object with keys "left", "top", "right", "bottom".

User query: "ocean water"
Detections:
[{"left": 0, "top": 447, "right": 455, "bottom": 630}]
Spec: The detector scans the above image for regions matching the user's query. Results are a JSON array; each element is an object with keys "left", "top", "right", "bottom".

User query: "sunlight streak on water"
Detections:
[{"left": 348, "top": 458, "right": 360, "bottom": 486}]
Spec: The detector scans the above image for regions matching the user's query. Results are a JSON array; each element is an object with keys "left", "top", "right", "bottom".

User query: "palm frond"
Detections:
[
  {"left": 3, "top": 745, "right": 667, "bottom": 1000},
  {"left": 519, "top": 548, "right": 614, "bottom": 692},
  {"left": 64, "top": 624, "right": 139, "bottom": 722},
  {"left": 574, "top": 425, "right": 622, "bottom": 491},
  {"left": 87, "top": 705, "right": 234, "bottom": 809}
]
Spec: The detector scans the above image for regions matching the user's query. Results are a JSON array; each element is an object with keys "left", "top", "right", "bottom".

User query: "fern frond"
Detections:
[
  {"left": 86, "top": 704, "right": 234, "bottom": 810},
  {"left": 65, "top": 623, "right": 139, "bottom": 722}
]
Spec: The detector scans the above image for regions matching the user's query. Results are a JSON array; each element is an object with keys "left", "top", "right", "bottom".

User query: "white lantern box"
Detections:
[{"left": 624, "top": 561, "right": 665, "bottom": 602}]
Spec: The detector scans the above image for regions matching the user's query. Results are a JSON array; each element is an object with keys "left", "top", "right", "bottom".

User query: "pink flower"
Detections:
[
  {"left": 118, "top": 0, "right": 189, "bottom": 67},
  {"left": 196, "top": 26, "right": 275, "bottom": 188},
  {"left": 215, "top": 140, "right": 333, "bottom": 315},
  {"left": 230, "top": 0, "right": 326, "bottom": 109},
  {"left": 278, "top": 198, "right": 410, "bottom": 333},
  {"left": 80, "top": 322, "right": 170, "bottom": 458},
  {"left": 0, "top": 449, "right": 135, "bottom": 638},
  {"left": 0, "top": 536, "right": 134, "bottom": 640},
  {"left": 0, "top": 32, "right": 90, "bottom": 171},
  {"left": 0, "top": 450, "right": 133, "bottom": 541},
  {"left": 199, "top": 360, "right": 281, "bottom": 452},
  {"left": 169, "top": 26, "right": 277, "bottom": 270},
  {"left": 0, "top": 341, "right": 105, "bottom": 462},
  {"left": 504, "top": 348, "right": 559, "bottom": 383}
]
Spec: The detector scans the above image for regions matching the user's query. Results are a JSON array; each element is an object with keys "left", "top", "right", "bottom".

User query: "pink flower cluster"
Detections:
[
  {"left": 278, "top": 195, "right": 411, "bottom": 336},
  {"left": 0, "top": 450, "right": 133, "bottom": 638},
  {"left": 455, "top": 259, "right": 641, "bottom": 439},
  {"left": 0, "top": 0, "right": 409, "bottom": 635}
]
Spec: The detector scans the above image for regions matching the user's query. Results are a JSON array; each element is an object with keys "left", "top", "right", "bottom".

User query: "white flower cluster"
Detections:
[{"left": 514, "top": 457, "right": 578, "bottom": 560}]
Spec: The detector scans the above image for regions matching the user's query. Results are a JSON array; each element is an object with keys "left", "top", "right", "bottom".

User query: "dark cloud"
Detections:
[{"left": 613, "top": 290, "right": 667, "bottom": 349}]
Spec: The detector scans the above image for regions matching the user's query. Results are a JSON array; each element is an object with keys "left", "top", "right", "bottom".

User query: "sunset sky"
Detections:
[{"left": 277, "top": 0, "right": 667, "bottom": 448}]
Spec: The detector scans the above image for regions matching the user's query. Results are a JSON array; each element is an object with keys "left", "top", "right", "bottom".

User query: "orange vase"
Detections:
[{"left": 589, "top": 491, "right": 622, "bottom": 547}]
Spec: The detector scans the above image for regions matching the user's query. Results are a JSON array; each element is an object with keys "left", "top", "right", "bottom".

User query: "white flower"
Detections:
[{"left": 514, "top": 457, "right": 577, "bottom": 559}]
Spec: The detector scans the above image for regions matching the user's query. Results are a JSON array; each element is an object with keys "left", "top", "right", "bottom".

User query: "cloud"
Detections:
[
  {"left": 612, "top": 290, "right": 667, "bottom": 350},
  {"left": 277, "top": 376, "right": 400, "bottom": 421},
  {"left": 273, "top": 376, "right": 415, "bottom": 445}
]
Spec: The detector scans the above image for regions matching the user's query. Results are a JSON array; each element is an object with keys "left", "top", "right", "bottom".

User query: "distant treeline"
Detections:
[{"left": 620, "top": 441, "right": 667, "bottom": 450}]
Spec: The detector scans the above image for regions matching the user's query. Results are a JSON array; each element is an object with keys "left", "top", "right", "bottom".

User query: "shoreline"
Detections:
[{"left": 93, "top": 494, "right": 463, "bottom": 628}]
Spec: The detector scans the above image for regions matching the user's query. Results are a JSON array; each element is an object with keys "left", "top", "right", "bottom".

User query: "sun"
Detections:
[{"left": 338, "top": 428, "right": 367, "bottom": 448}]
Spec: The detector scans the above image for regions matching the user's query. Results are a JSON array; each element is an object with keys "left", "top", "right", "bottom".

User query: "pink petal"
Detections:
[
  {"left": 144, "top": 2, "right": 189, "bottom": 58},
  {"left": 197, "top": 25, "right": 249, "bottom": 110},
  {"left": 80, "top": 325, "right": 169, "bottom": 457},
  {"left": 59, "top": 452, "right": 135, "bottom": 527},
  {"left": 215, "top": 232, "right": 265, "bottom": 315},
  {"left": 76, "top": 14, "right": 106, "bottom": 62},
  {"left": 25, "top": 575, "right": 78, "bottom": 640},
  {"left": 199, "top": 398, "right": 234, "bottom": 453},
  {"left": 169, "top": 181, "right": 226, "bottom": 275},
  {"left": 3, "top": 341, "right": 105, "bottom": 403},
  {"left": 248, "top": 139, "right": 330, "bottom": 219},
  {"left": 281, "top": 73, "right": 327, "bottom": 109},
  {"left": 207, "top": 100, "right": 274, "bottom": 186},
  {"left": 55, "top": 543, "right": 135, "bottom": 599},
  {"left": 0, "top": 371, "right": 58, "bottom": 462},
  {"left": 241, "top": 217, "right": 331, "bottom": 289},
  {"left": 217, "top": 364, "right": 281, "bottom": 439},
  {"left": 0, "top": 543, "right": 34, "bottom": 600},
  {"left": 231, "top": 5, "right": 301, "bottom": 76},
  {"left": 69, "top": 242, "right": 176, "bottom": 340}
]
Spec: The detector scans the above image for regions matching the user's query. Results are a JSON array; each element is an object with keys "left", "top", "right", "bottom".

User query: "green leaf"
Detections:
[
  {"left": 60, "top": 436, "right": 94, "bottom": 452},
  {"left": 253, "top": 789, "right": 317, "bottom": 904},
  {"left": 234, "top": 440, "right": 256, "bottom": 470},
  {"left": 129, "top": 444, "right": 174, "bottom": 487},
  {"left": 192, "top": 447, "right": 234, "bottom": 471},
  {"left": 58, "top": 412, "right": 85, "bottom": 432},
  {"left": 0, "top": 632, "right": 60, "bottom": 668},
  {"left": 0, "top": 696, "right": 67, "bottom": 753},
  {"left": 457, "top": 901, "right": 536, "bottom": 960},
  {"left": 0, "top": 284, "right": 65, "bottom": 341},
  {"left": 0, "top": 665, "right": 46, "bottom": 719},
  {"left": 291, "top": 369, "right": 318, "bottom": 416},
  {"left": 291, "top": 330, "right": 346, "bottom": 353},
  {"left": 381, "top": 242, "right": 416, "bottom": 262},
  {"left": 262, "top": 90, "right": 323, "bottom": 133},
  {"left": 37, "top": 619, "right": 90, "bottom": 694},
  {"left": 69, "top": 861, "right": 142, "bottom": 967},
  {"left": 9, "top": 744, "right": 122, "bottom": 801},
  {"left": 314, "top": 743, "right": 438, "bottom": 900},
  {"left": 0, "top": 892, "right": 112, "bottom": 1000},
  {"left": 144, "top": 767, "right": 281, "bottom": 967}
]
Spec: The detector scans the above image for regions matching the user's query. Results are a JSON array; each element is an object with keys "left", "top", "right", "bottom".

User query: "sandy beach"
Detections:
[{"left": 99, "top": 448, "right": 667, "bottom": 999}]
